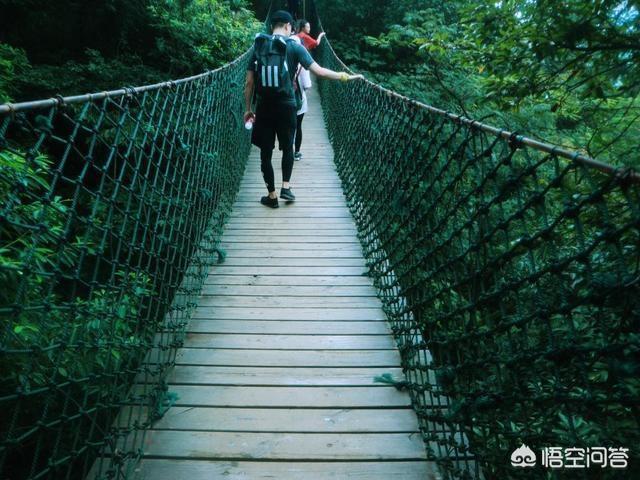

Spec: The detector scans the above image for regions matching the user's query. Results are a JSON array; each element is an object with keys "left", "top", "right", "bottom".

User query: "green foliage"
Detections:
[
  {"left": 0, "top": 0, "right": 261, "bottom": 100},
  {"left": 315, "top": 1, "right": 640, "bottom": 477},
  {"left": 16, "top": 50, "right": 163, "bottom": 100},
  {"left": 0, "top": 43, "right": 30, "bottom": 103},
  {"left": 318, "top": 0, "right": 640, "bottom": 168},
  {"left": 0, "top": 150, "right": 154, "bottom": 392},
  {"left": 149, "top": 0, "right": 262, "bottom": 74}
]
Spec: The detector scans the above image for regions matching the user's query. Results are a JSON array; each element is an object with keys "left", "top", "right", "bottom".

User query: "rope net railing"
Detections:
[
  {"left": 309, "top": 2, "right": 640, "bottom": 478},
  {"left": 0, "top": 49, "right": 252, "bottom": 479}
]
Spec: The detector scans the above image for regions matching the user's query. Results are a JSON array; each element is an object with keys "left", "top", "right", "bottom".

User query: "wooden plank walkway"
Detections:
[{"left": 131, "top": 87, "right": 441, "bottom": 479}]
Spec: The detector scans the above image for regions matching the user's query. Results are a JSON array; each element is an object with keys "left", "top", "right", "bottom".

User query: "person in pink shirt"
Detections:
[{"left": 296, "top": 19, "right": 325, "bottom": 51}]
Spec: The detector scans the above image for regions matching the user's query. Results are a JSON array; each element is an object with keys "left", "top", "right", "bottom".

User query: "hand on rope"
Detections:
[
  {"left": 308, "top": 62, "right": 363, "bottom": 82},
  {"left": 340, "top": 72, "right": 364, "bottom": 82}
]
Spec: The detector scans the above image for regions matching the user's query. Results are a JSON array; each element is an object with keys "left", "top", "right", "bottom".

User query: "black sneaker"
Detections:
[
  {"left": 260, "top": 196, "right": 279, "bottom": 208},
  {"left": 280, "top": 188, "right": 296, "bottom": 201},
  {"left": 294, "top": 152, "right": 303, "bottom": 161}
]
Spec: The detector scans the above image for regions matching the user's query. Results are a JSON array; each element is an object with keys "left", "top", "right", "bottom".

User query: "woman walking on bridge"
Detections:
[
  {"left": 296, "top": 19, "right": 325, "bottom": 51},
  {"left": 243, "top": 10, "right": 362, "bottom": 209},
  {"left": 292, "top": 19, "right": 324, "bottom": 161}
]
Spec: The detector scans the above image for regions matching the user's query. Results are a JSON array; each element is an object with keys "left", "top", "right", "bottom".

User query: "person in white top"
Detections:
[{"left": 290, "top": 34, "right": 312, "bottom": 160}]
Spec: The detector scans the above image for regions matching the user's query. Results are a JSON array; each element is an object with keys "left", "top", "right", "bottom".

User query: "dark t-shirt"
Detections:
[{"left": 248, "top": 34, "right": 315, "bottom": 108}]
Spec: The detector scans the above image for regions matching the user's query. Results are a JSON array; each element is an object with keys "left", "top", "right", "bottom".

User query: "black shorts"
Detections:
[{"left": 251, "top": 102, "right": 297, "bottom": 151}]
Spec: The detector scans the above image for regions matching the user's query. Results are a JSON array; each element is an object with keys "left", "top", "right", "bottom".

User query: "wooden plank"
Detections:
[
  {"left": 133, "top": 460, "right": 441, "bottom": 480},
  {"left": 237, "top": 183, "right": 344, "bottom": 188},
  {"left": 134, "top": 385, "right": 413, "bottom": 408},
  {"left": 227, "top": 212, "right": 353, "bottom": 220},
  {"left": 203, "top": 275, "right": 373, "bottom": 286},
  {"left": 196, "top": 296, "right": 380, "bottom": 308},
  {"left": 225, "top": 232, "right": 358, "bottom": 239},
  {"left": 237, "top": 188, "right": 347, "bottom": 195},
  {"left": 119, "top": 407, "right": 419, "bottom": 433},
  {"left": 245, "top": 156, "right": 335, "bottom": 162},
  {"left": 225, "top": 218, "right": 355, "bottom": 226},
  {"left": 233, "top": 192, "right": 347, "bottom": 198},
  {"left": 185, "top": 319, "right": 388, "bottom": 334},
  {"left": 213, "top": 258, "right": 367, "bottom": 267},
  {"left": 246, "top": 151, "right": 334, "bottom": 156},
  {"left": 234, "top": 188, "right": 345, "bottom": 195},
  {"left": 177, "top": 333, "right": 395, "bottom": 350},
  {"left": 136, "top": 431, "right": 428, "bottom": 460},
  {"left": 224, "top": 227, "right": 356, "bottom": 234},
  {"left": 168, "top": 348, "right": 401, "bottom": 367},
  {"left": 242, "top": 168, "right": 338, "bottom": 172},
  {"left": 243, "top": 165, "right": 337, "bottom": 170},
  {"left": 242, "top": 171, "right": 338, "bottom": 175},
  {"left": 238, "top": 185, "right": 344, "bottom": 190},
  {"left": 249, "top": 149, "right": 333, "bottom": 153},
  {"left": 237, "top": 174, "right": 343, "bottom": 180},
  {"left": 239, "top": 180, "right": 343, "bottom": 187},
  {"left": 222, "top": 225, "right": 357, "bottom": 233},
  {"left": 222, "top": 227, "right": 358, "bottom": 234},
  {"left": 207, "top": 266, "right": 367, "bottom": 276},
  {"left": 244, "top": 156, "right": 336, "bottom": 162},
  {"left": 162, "top": 366, "right": 403, "bottom": 386},
  {"left": 238, "top": 186, "right": 345, "bottom": 192},
  {"left": 244, "top": 161, "right": 337, "bottom": 166},
  {"left": 201, "top": 284, "right": 377, "bottom": 296},
  {"left": 243, "top": 164, "right": 337, "bottom": 168},
  {"left": 218, "top": 242, "right": 362, "bottom": 251},
  {"left": 242, "top": 164, "right": 338, "bottom": 169},
  {"left": 249, "top": 150, "right": 331, "bottom": 154},
  {"left": 191, "top": 307, "right": 387, "bottom": 321},
  {"left": 221, "top": 235, "right": 358, "bottom": 243},
  {"left": 222, "top": 230, "right": 357, "bottom": 237},
  {"left": 214, "top": 249, "right": 364, "bottom": 258}
]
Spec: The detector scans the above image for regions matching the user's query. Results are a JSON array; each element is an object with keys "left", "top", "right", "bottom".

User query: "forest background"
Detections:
[
  {"left": 1, "top": 2, "right": 638, "bottom": 478},
  {"left": 1, "top": 0, "right": 638, "bottom": 167}
]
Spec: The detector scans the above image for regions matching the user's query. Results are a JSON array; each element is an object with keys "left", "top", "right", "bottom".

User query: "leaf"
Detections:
[
  {"left": 214, "top": 247, "right": 227, "bottom": 264},
  {"left": 373, "top": 373, "right": 409, "bottom": 391}
]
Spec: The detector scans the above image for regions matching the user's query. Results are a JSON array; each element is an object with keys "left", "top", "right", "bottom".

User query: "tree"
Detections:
[
  {"left": 0, "top": 0, "right": 262, "bottom": 101},
  {"left": 316, "top": 0, "right": 640, "bottom": 167}
]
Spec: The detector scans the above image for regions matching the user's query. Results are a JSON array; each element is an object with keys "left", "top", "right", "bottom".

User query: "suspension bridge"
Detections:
[{"left": 1, "top": 1, "right": 638, "bottom": 479}]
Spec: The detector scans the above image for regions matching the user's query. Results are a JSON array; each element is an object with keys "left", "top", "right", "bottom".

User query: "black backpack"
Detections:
[{"left": 253, "top": 34, "right": 295, "bottom": 101}]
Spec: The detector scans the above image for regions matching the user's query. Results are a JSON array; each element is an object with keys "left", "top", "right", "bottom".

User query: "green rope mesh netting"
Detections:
[
  {"left": 308, "top": 1, "right": 639, "bottom": 478},
  {"left": 0, "top": 52, "right": 252, "bottom": 479}
]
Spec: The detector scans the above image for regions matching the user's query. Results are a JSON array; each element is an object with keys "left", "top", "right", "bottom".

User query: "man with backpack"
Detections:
[{"left": 243, "top": 10, "right": 362, "bottom": 208}]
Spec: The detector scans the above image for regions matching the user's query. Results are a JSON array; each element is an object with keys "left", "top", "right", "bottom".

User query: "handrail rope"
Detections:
[{"left": 0, "top": 51, "right": 252, "bottom": 115}]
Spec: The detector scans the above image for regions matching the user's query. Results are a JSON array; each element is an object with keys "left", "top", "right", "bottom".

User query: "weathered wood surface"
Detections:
[
  {"left": 125, "top": 87, "right": 439, "bottom": 479},
  {"left": 164, "top": 347, "right": 401, "bottom": 366},
  {"left": 132, "top": 461, "right": 437, "bottom": 480},
  {"left": 168, "top": 333, "right": 397, "bottom": 350}
]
